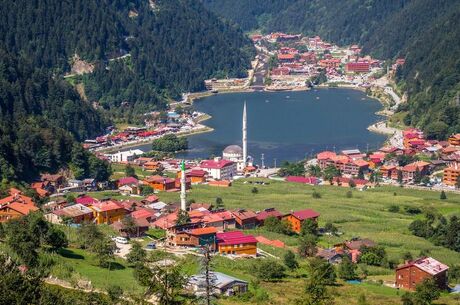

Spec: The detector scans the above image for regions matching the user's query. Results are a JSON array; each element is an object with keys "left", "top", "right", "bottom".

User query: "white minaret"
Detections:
[
  {"left": 242, "top": 101, "right": 248, "bottom": 168},
  {"left": 180, "top": 160, "right": 186, "bottom": 211}
]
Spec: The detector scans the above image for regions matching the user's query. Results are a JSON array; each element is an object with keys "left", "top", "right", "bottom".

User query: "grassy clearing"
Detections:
[{"left": 155, "top": 178, "right": 460, "bottom": 304}]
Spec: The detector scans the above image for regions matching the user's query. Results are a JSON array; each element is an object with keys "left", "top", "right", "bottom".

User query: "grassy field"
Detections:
[{"left": 154, "top": 178, "right": 460, "bottom": 304}]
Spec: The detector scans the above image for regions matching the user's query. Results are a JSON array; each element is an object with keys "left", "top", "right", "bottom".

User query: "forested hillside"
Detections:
[
  {"left": 0, "top": 0, "right": 254, "bottom": 117},
  {"left": 203, "top": 0, "right": 460, "bottom": 138},
  {"left": 0, "top": 0, "right": 254, "bottom": 181}
]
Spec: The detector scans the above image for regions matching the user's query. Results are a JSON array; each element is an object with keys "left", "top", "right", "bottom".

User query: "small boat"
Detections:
[
  {"left": 286, "top": 96, "right": 290, "bottom": 99},
  {"left": 316, "top": 96, "right": 320, "bottom": 100},
  {"left": 265, "top": 100, "right": 269, "bottom": 103}
]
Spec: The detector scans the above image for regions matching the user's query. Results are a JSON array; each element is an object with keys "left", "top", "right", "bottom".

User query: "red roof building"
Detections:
[
  {"left": 286, "top": 176, "right": 319, "bottom": 185},
  {"left": 396, "top": 257, "right": 449, "bottom": 291},
  {"left": 232, "top": 209, "right": 257, "bottom": 229},
  {"left": 256, "top": 208, "right": 283, "bottom": 225},
  {"left": 346, "top": 62, "right": 370, "bottom": 73},
  {"left": 216, "top": 231, "right": 258, "bottom": 256},
  {"left": 283, "top": 209, "right": 320, "bottom": 233}
]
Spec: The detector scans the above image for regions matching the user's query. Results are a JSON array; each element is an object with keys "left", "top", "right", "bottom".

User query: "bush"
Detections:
[
  {"left": 312, "top": 190, "right": 321, "bottom": 198},
  {"left": 253, "top": 259, "right": 286, "bottom": 281},
  {"left": 388, "top": 205, "right": 400, "bottom": 213},
  {"left": 346, "top": 190, "right": 353, "bottom": 198},
  {"left": 251, "top": 187, "right": 259, "bottom": 194},
  {"left": 440, "top": 191, "right": 447, "bottom": 200},
  {"left": 283, "top": 250, "right": 298, "bottom": 270}
]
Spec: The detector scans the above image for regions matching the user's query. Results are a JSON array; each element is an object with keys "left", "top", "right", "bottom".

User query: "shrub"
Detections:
[
  {"left": 312, "top": 190, "right": 321, "bottom": 198},
  {"left": 253, "top": 259, "right": 286, "bottom": 281},
  {"left": 388, "top": 205, "right": 400, "bottom": 213},
  {"left": 346, "top": 190, "right": 353, "bottom": 198},
  {"left": 440, "top": 191, "right": 447, "bottom": 200}
]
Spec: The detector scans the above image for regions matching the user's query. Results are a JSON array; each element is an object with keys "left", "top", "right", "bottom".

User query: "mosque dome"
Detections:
[{"left": 223, "top": 145, "right": 243, "bottom": 156}]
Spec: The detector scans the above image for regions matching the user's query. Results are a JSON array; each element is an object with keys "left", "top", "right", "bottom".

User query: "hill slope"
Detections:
[{"left": 203, "top": 0, "right": 460, "bottom": 138}]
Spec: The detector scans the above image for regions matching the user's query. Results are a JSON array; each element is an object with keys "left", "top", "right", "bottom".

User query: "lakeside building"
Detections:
[
  {"left": 345, "top": 62, "right": 370, "bottom": 73},
  {"left": 395, "top": 257, "right": 449, "bottom": 291},
  {"left": 89, "top": 200, "right": 128, "bottom": 224},
  {"left": 104, "top": 149, "right": 144, "bottom": 163},
  {"left": 448, "top": 133, "right": 460, "bottom": 146},
  {"left": 200, "top": 158, "right": 237, "bottom": 180}
]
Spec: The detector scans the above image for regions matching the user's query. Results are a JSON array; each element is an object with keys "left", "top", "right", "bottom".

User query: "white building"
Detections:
[
  {"left": 104, "top": 149, "right": 144, "bottom": 163},
  {"left": 200, "top": 157, "right": 237, "bottom": 180},
  {"left": 223, "top": 145, "right": 245, "bottom": 172}
]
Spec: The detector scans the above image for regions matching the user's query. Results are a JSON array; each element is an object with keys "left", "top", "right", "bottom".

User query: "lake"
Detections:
[{"left": 141, "top": 89, "right": 386, "bottom": 165}]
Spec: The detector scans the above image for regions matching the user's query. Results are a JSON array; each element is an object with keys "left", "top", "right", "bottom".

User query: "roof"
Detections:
[
  {"left": 290, "top": 209, "right": 320, "bottom": 221},
  {"left": 223, "top": 145, "right": 243, "bottom": 155},
  {"left": 0, "top": 193, "right": 35, "bottom": 206},
  {"left": 202, "top": 213, "right": 224, "bottom": 223},
  {"left": 190, "top": 227, "right": 217, "bottom": 236},
  {"left": 200, "top": 159, "right": 235, "bottom": 169},
  {"left": 396, "top": 257, "right": 449, "bottom": 276},
  {"left": 1, "top": 201, "right": 39, "bottom": 215},
  {"left": 190, "top": 203, "right": 211, "bottom": 211},
  {"left": 317, "top": 151, "right": 337, "bottom": 160},
  {"left": 144, "top": 175, "right": 175, "bottom": 184},
  {"left": 345, "top": 238, "right": 376, "bottom": 250},
  {"left": 152, "top": 211, "right": 178, "bottom": 229},
  {"left": 256, "top": 208, "right": 283, "bottom": 221},
  {"left": 286, "top": 176, "right": 318, "bottom": 184},
  {"left": 232, "top": 209, "right": 257, "bottom": 220},
  {"left": 216, "top": 231, "right": 258, "bottom": 246},
  {"left": 130, "top": 208, "right": 156, "bottom": 219},
  {"left": 90, "top": 200, "right": 125, "bottom": 212},
  {"left": 145, "top": 195, "right": 159, "bottom": 203},
  {"left": 354, "top": 160, "right": 369, "bottom": 167},
  {"left": 118, "top": 177, "right": 139, "bottom": 186},
  {"left": 189, "top": 271, "right": 247, "bottom": 290},
  {"left": 54, "top": 203, "right": 93, "bottom": 218},
  {"left": 188, "top": 169, "right": 207, "bottom": 177},
  {"left": 402, "top": 161, "right": 431, "bottom": 172},
  {"left": 147, "top": 201, "right": 167, "bottom": 210},
  {"left": 317, "top": 248, "right": 341, "bottom": 260}
]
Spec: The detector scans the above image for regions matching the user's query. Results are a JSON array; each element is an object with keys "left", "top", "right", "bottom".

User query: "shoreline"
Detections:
[{"left": 101, "top": 82, "right": 401, "bottom": 154}]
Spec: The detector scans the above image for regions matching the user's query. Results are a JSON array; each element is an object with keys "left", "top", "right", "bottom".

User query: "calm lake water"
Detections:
[{"left": 140, "top": 89, "right": 386, "bottom": 165}]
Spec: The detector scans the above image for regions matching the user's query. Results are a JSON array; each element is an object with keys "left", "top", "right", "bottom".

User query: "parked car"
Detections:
[{"left": 115, "top": 236, "right": 129, "bottom": 244}]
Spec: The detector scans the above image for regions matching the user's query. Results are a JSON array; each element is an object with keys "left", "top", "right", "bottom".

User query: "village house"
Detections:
[
  {"left": 448, "top": 133, "right": 460, "bottom": 146},
  {"left": 117, "top": 176, "right": 139, "bottom": 188},
  {"left": 200, "top": 158, "right": 237, "bottom": 180},
  {"left": 283, "top": 209, "right": 320, "bottom": 234},
  {"left": 216, "top": 231, "right": 258, "bottom": 256},
  {"left": 177, "top": 169, "right": 208, "bottom": 184},
  {"left": 211, "top": 209, "right": 236, "bottom": 230},
  {"left": 443, "top": 165, "right": 460, "bottom": 187},
  {"left": 143, "top": 175, "right": 176, "bottom": 191},
  {"left": 255, "top": 208, "right": 283, "bottom": 226},
  {"left": 316, "top": 248, "right": 343, "bottom": 264},
  {"left": 401, "top": 161, "right": 431, "bottom": 183},
  {"left": 111, "top": 218, "right": 150, "bottom": 237},
  {"left": 41, "top": 174, "right": 66, "bottom": 189},
  {"left": 232, "top": 209, "right": 258, "bottom": 229},
  {"left": 45, "top": 203, "right": 94, "bottom": 224},
  {"left": 334, "top": 238, "right": 376, "bottom": 263},
  {"left": 75, "top": 195, "right": 99, "bottom": 206},
  {"left": 0, "top": 189, "right": 39, "bottom": 222},
  {"left": 345, "top": 62, "right": 370, "bottom": 73},
  {"left": 187, "top": 272, "right": 248, "bottom": 296},
  {"left": 167, "top": 226, "right": 217, "bottom": 248},
  {"left": 89, "top": 200, "right": 128, "bottom": 224},
  {"left": 395, "top": 257, "right": 449, "bottom": 291}
]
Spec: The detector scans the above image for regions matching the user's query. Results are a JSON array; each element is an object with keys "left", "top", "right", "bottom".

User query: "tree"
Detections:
[
  {"left": 323, "top": 165, "right": 340, "bottom": 182},
  {"left": 440, "top": 191, "right": 447, "bottom": 200},
  {"left": 298, "top": 234, "right": 318, "bottom": 257},
  {"left": 127, "top": 241, "right": 147, "bottom": 265},
  {"left": 294, "top": 258, "right": 335, "bottom": 305},
  {"left": 125, "top": 164, "right": 136, "bottom": 178},
  {"left": 301, "top": 219, "right": 318, "bottom": 236},
  {"left": 283, "top": 250, "right": 299, "bottom": 270},
  {"left": 346, "top": 190, "right": 353, "bottom": 198},
  {"left": 176, "top": 209, "right": 190, "bottom": 226},
  {"left": 308, "top": 258, "right": 336, "bottom": 286},
  {"left": 253, "top": 259, "right": 286, "bottom": 281},
  {"left": 312, "top": 190, "right": 322, "bottom": 198},
  {"left": 337, "top": 256, "right": 358, "bottom": 280},
  {"left": 93, "top": 239, "right": 116, "bottom": 268},
  {"left": 414, "top": 167, "right": 422, "bottom": 184},
  {"left": 402, "top": 251, "right": 413, "bottom": 262},
  {"left": 122, "top": 216, "right": 139, "bottom": 237},
  {"left": 308, "top": 165, "right": 322, "bottom": 177},
  {"left": 134, "top": 264, "right": 188, "bottom": 305},
  {"left": 324, "top": 222, "right": 338, "bottom": 235},
  {"left": 348, "top": 179, "right": 356, "bottom": 188},
  {"left": 140, "top": 185, "right": 154, "bottom": 196},
  {"left": 215, "top": 197, "right": 224, "bottom": 209},
  {"left": 413, "top": 278, "right": 441, "bottom": 305},
  {"left": 45, "top": 227, "right": 68, "bottom": 251},
  {"left": 264, "top": 216, "right": 293, "bottom": 235},
  {"left": 397, "top": 170, "right": 403, "bottom": 184},
  {"left": 107, "top": 285, "right": 124, "bottom": 303}
]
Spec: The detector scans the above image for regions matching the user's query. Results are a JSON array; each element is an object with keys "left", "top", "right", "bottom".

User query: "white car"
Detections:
[{"left": 115, "top": 236, "right": 129, "bottom": 244}]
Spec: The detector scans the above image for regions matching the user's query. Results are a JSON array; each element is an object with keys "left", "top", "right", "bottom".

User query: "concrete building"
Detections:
[
  {"left": 104, "top": 149, "right": 144, "bottom": 163},
  {"left": 200, "top": 158, "right": 237, "bottom": 180},
  {"left": 395, "top": 257, "right": 449, "bottom": 291}
]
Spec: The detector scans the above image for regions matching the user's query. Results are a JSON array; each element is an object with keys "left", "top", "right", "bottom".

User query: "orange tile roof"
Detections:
[
  {"left": 190, "top": 227, "right": 217, "bottom": 236},
  {"left": 3, "top": 202, "right": 39, "bottom": 215}
]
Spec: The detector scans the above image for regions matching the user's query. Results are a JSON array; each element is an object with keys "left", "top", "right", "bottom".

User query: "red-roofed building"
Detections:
[
  {"left": 277, "top": 53, "right": 295, "bottom": 62},
  {"left": 232, "top": 209, "right": 257, "bottom": 229},
  {"left": 346, "top": 62, "right": 370, "bottom": 73},
  {"left": 212, "top": 210, "right": 236, "bottom": 230},
  {"left": 448, "top": 134, "right": 460, "bottom": 146},
  {"left": 89, "top": 200, "right": 127, "bottom": 224},
  {"left": 286, "top": 176, "right": 319, "bottom": 185},
  {"left": 200, "top": 158, "right": 237, "bottom": 180},
  {"left": 256, "top": 208, "right": 283, "bottom": 225},
  {"left": 177, "top": 169, "right": 207, "bottom": 184},
  {"left": 143, "top": 176, "right": 176, "bottom": 191},
  {"left": 75, "top": 195, "right": 99, "bottom": 206},
  {"left": 402, "top": 161, "right": 431, "bottom": 182},
  {"left": 396, "top": 257, "right": 449, "bottom": 291},
  {"left": 0, "top": 189, "right": 38, "bottom": 222},
  {"left": 216, "top": 231, "right": 258, "bottom": 256},
  {"left": 283, "top": 209, "right": 320, "bottom": 233},
  {"left": 117, "top": 177, "right": 139, "bottom": 187}
]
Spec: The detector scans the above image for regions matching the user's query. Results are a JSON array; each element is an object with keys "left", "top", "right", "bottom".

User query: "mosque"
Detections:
[{"left": 222, "top": 102, "right": 253, "bottom": 172}]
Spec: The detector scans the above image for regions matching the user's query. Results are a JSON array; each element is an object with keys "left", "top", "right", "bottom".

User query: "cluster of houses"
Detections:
[
  {"left": 283, "top": 128, "right": 460, "bottom": 189},
  {"left": 83, "top": 110, "right": 208, "bottom": 153},
  {"left": 252, "top": 32, "right": 387, "bottom": 90},
  {"left": 0, "top": 188, "right": 39, "bottom": 222}
]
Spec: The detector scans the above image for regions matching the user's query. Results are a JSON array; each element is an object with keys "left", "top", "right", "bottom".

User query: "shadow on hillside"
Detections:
[
  {"left": 59, "top": 248, "right": 84, "bottom": 260},
  {"left": 108, "top": 262, "right": 126, "bottom": 270}
]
